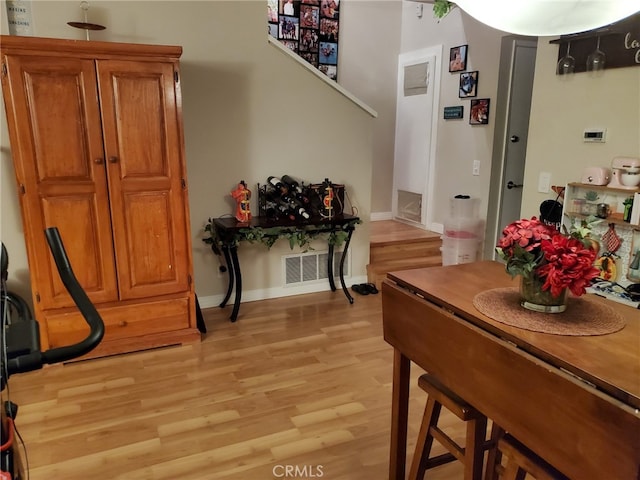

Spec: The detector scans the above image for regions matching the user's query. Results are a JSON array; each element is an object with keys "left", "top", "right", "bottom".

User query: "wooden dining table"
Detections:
[{"left": 382, "top": 261, "right": 640, "bottom": 480}]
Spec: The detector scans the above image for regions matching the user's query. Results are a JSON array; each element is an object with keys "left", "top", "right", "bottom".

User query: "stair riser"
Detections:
[
  {"left": 370, "top": 240, "right": 442, "bottom": 263},
  {"left": 367, "top": 258, "right": 442, "bottom": 288}
]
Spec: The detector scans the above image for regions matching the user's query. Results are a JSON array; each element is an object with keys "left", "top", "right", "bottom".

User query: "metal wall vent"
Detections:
[{"left": 283, "top": 250, "right": 349, "bottom": 286}]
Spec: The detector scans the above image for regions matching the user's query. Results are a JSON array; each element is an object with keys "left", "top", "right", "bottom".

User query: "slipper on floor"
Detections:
[
  {"left": 363, "top": 283, "right": 379, "bottom": 294},
  {"left": 352, "top": 284, "right": 369, "bottom": 295}
]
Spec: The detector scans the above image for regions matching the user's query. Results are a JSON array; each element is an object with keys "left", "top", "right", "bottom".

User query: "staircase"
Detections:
[{"left": 367, "top": 220, "right": 443, "bottom": 289}]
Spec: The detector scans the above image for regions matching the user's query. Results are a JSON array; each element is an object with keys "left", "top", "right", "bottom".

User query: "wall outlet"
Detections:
[
  {"left": 538, "top": 171, "right": 551, "bottom": 193},
  {"left": 472, "top": 160, "right": 480, "bottom": 176}
]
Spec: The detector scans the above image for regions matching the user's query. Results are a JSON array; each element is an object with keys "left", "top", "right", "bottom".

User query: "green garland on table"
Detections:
[{"left": 203, "top": 218, "right": 360, "bottom": 254}]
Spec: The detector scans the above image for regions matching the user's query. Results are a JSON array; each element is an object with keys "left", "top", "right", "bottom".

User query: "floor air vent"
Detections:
[{"left": 283, "top": 250, "right": 349, "bottom": 286}]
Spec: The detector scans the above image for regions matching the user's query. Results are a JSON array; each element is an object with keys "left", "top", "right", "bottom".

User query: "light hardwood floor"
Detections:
[{"left": 6, "top": 291, "right": 472, "bottom": 480}]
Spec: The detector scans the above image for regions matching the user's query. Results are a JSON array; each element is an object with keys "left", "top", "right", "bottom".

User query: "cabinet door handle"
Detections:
[
  {"left": 108, "top": 156, "right": 118, "bottom": 163},
  {"left": 94, "top": 158, "right": 103, "bottom": 164}
]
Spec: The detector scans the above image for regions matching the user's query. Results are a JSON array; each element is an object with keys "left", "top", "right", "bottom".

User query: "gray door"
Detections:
[{"left": 485, "top": 36, "right": 537, "bottom": 258}]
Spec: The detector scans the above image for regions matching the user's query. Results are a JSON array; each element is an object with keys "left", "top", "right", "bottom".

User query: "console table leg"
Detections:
[
  {"left": 230, "top": 245, "right": 242, "bottom": 322},
  {"left": 328, "top": 242, "right": 337, "bottom": 292},
  {"left": 219, "top": 245, "right": 234, "bottom": 308},
  {"left": 340, "top": 228, "right": 354, "bottom": 304}
]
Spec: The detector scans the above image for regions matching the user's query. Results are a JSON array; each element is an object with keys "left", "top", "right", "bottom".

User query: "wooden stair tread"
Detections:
[{"left": 370, "top": 220, "right": 440, "bottom": 247}]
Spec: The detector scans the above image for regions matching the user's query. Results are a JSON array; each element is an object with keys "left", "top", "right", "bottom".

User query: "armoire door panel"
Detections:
[
  {"left": 2, "top": 54, "right": 118, "bottom": 310},
  {"left": 40, "top": 194, "right": 118, "bottom": 307},
  {"left": 97, "top": 59, "right": 190, "bottom": 300},
  {"left": 123, "top": 191, "right": 181, "bottom": 286},
  {"left": 110, "top": 74, "right": 166, "bottom": 177},
  {"left": 27, "top": 73, "right": 93, "bottom": 181}
]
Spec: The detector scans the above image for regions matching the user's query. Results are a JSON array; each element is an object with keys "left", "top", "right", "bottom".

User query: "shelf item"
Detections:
[
  {"left": 0, "top": 35, "right": 200, "bottom": 359},
  {"left": 562, "top": 183, "right": 639, "bottom": 284}
]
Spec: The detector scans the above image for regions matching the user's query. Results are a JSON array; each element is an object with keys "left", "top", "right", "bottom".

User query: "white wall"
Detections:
[
  {"left": 0, "top": 1, "right": 375, "bottom": 306},
  {"left": 339, "top": 1, "right": 402, "bottom": 216}
]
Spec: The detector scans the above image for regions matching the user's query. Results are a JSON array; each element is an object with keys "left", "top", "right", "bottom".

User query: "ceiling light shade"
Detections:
[{"left": 453, "top": 0, "right": 640, "bottom": 36}]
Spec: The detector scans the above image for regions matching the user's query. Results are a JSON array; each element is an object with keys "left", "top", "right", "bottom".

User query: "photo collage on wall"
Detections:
[{"left": 267, "top": 0, "right": 340, "bottom": 81}]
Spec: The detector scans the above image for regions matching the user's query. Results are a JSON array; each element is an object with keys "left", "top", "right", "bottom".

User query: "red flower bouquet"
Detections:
[{"left": 496, "top": 217, "right": 600, "bottom": 298}]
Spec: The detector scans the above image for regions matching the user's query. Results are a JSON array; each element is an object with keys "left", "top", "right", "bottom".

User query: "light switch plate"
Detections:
[{"left": 538, "top": 172, "right": 551, "bottom": 193}]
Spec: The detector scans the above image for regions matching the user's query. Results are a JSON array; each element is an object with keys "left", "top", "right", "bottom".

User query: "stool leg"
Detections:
[
  {"left": 484, "top": 423, "right": 505, "bottom": 480},
  {"left": 501, "top": 461, "right": 527, "bottom": 480},
  {"left": 464, "top": 416, "right": 487, "bottom": 480},
  {"left": 408, "top": 398, "right": 441, "bottom": 480}
]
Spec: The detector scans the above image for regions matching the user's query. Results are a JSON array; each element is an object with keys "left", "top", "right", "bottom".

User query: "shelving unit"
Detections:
[{"left": 562, "top": 183, "right": 640, "bottom": 284}]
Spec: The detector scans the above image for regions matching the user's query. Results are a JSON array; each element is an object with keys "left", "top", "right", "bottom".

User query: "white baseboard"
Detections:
[
  {"left": 430, "top": 222, "right": 444, "bottom": 234},
  {"left": 371, "top": 211, "right": 393, "bottom": 221},
  {"left": 197, "top": 274, "right": 368, "bottom": 310}
]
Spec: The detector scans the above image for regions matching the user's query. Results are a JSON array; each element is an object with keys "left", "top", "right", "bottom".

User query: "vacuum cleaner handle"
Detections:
[{"left": 6, "top": 228, "right": 104, "bottom": 374}]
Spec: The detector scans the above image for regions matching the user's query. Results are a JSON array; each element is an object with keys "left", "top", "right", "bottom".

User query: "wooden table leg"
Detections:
[{"left": 390, "top": 349, "right": 411, "bottom": 480}]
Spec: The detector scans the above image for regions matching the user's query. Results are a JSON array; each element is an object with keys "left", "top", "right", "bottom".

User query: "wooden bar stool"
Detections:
[
  {"left": 408, "top": 373, "right": 490, "bottom": 480},
  {"left": 489, "top": 434, "right": 569, "bottom": 480}
]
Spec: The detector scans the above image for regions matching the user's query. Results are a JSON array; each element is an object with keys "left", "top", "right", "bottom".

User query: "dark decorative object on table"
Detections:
[{"left": 258, "top": 175, "right": 345, "bottom": 221}]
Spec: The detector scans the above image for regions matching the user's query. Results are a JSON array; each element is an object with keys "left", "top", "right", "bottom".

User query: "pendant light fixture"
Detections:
[{"left": 452, "top": 0, "right": 639, "bottom": 36}]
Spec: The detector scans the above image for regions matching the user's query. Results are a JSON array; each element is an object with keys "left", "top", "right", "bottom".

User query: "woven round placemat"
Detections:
[{"left": 473, "top": 288, "right": 626, "bottom": 336}]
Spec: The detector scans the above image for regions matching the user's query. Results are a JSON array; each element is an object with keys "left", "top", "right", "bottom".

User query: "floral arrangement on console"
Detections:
[{"left": 496, "top": 217, "right": 601, "bottom": 311}]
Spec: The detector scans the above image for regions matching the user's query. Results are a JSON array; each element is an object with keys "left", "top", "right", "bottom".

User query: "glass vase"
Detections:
[{"left": 519, "top": 274, "right": 567, "bottom": 313}]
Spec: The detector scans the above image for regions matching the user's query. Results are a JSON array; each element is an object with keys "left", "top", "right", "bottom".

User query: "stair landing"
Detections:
[{"left": 367, "top": 220, "right": 442, "bottom": 288}]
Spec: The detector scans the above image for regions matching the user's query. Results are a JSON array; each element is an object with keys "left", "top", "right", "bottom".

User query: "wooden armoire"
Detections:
[{"left": 0, "top": 35, "right": 201, "bottom": 358}]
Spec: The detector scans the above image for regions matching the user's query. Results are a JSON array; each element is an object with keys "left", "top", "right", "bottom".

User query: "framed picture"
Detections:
[
  {"left": 449, "top": 45, "right": 468, "bottom": 72},
  {"left": 279, "top": 15, "right": 299, "bottom": 41},
  {"left": 319, "top": 64, "right": 337, "bottom": 80},
  {"left": 300, "top": 4, "right": 319, "bottom": 29},
  {"left": 470, "top": 98, "right": 490, "bottom": 125},
  {"left": 319, "top": 42, "right": 337, "bottom": 64},
  {"left": 280, "top": 0, "right": 300, "bottom": 16},
  {"left": 459, "top": 71, "right": 478, "bottom": 98}
]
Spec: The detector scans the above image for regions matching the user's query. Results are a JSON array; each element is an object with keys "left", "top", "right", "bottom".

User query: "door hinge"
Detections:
[
  {"left": 35, "top": 292, "right": 40, "bottom": 303},
  {"left": 181, "top": 178, "right": 186, "bottom": 189},
  {"left": 174, "top": 70, "right": 179, "bottom": 83},
  {"left": 188, "top": 274, "right": 192, "bottom": 285},
  {"left": 2, "top": 62, "right": 7, "bottom": 77},
  {"left": 19, "top": 184, "right": 25, "bottom": 194}
]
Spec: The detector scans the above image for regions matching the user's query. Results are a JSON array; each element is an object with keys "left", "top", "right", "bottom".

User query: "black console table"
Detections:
[{"left": 209, "top": 214, "right": 360, "bottom": 322}]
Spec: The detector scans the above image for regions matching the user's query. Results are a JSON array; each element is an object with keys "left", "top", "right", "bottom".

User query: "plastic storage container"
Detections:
[{"left": 441, "top": 195, "right": 483, "bottom": 266}]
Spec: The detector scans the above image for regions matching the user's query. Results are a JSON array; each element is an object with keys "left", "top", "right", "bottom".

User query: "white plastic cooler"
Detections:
[{"left": 441, "top": 196, "right": 484, "bottom": 266}]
